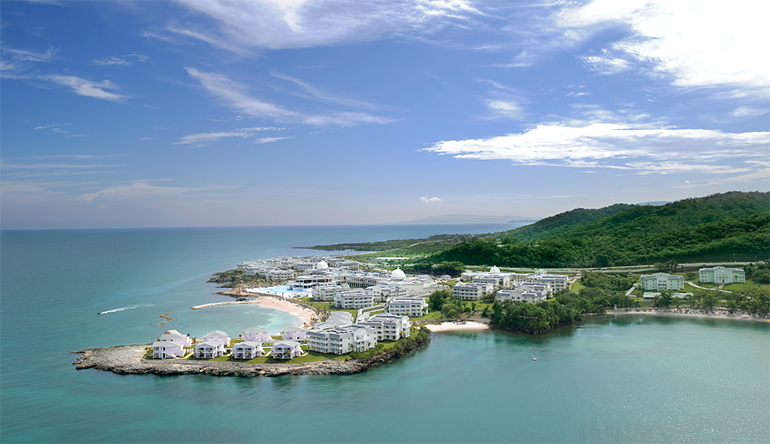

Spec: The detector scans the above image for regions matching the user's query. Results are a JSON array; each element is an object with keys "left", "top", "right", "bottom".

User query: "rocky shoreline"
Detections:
[{"left": 72, "top": 330, "right": 431, "bottom": 377}]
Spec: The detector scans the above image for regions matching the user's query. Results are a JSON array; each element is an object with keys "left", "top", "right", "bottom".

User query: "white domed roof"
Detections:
[
  {"left": 316, "top": 260, "right": 328, "bottom": 269},
  {"left": 490, "top": 266, "right": 500, "bottom": 274},
  {"left": 391, "top": 268, "right": 406, "bottom": 280}
]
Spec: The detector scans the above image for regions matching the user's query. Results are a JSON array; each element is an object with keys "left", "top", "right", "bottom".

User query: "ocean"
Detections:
[{"left": 1, "top": 225, "right": 768, "bottom": 443}]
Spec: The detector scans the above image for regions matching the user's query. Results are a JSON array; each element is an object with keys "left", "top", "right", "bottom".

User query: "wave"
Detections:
[{"left": 97, "top": 303, "right": 155, "bottom": 315}]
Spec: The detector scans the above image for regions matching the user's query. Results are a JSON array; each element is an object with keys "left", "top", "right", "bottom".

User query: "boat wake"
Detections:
[{"left": 98, "top": 303, "right": 155, "bottom": 315}]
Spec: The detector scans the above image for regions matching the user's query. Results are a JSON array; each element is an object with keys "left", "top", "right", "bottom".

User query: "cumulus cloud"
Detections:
[
  {"left": 174, "top": 127, "right": 280, "bottom": 147},
  {"left": 46, "top": 75, "right": 126, "bottom": 102},
  {"left": 171, "top": 0, "right": 481, "bottom": 51},
  {"left": 420, "top": 196, "right": 442, "bottom": 203},
  {"left": 558, "top": 0, "right": 770, "bottom": 90},
  {"left": 423, "top": 122, "right": 770, "bottom": 175}
]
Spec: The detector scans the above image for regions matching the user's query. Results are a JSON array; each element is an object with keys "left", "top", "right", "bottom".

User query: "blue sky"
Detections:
[{"left": 2, "top": 0, "right": 768, "bottom": 229}]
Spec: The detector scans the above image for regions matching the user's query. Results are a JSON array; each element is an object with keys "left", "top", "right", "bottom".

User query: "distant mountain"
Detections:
[{"left": 393, "top": 214, "right": 537, "bottom": 225}]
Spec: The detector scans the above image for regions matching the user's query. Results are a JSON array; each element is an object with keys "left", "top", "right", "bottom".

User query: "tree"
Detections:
[
  {"left": 654, "top": 292, "right": 673, "bottom": 308},
  {"left": 699, "top": 291, "right": 718, "bottom": 312}
]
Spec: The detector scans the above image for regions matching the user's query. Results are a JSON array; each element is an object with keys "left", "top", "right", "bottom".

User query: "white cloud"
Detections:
[
  {"left": 33, "top": 123, "right": 70, "bottom": 131},
  {"left": 272, "top": 72, "right": 374, "bottom": 109},
  {"left": 486, "top": 100, "right": 525, "bottom": 120},
  {"left": 580, "top": 55, "right": 631, "bottom": 75},
  {"left": 302, "top": 112, "right": 398, "bottom": 126},
  {"left": 187, "top": 67, "right": 397, "bottom": 126},
  {"left": 171, "top": 0, "right": 481, "bottom": 50},
  {"left": 46, "top": 75, "right": 126, "bottom": 102},
  {"left": 80, "top": 182, "right": 192, "bottom": 202},
  {"left": 185, "top": 67, "right": 294, "bottom": 118},
  {"left": 423, "top": 122, "right": 770, "bottom": 175},
  {"left": 93, "top": 54, "right": 148, "bottom": 66},
  {"left": 255, "top": 137, "right": 290, "bottom": 144},
  {"left": 1, "top": 162, "right": 121, "bottom": 170},
  {"left": 420, "top": 196, "right": 442, "bottom": 203},
  {"left": 2, "top": 46, "right": 57, "bottom": 62},
  {"left": 558, "top": 0, "right": 770, "bottom": 90},
  {"left": 729, "top": 107, "right": 766, "bottom": 118},
  {"left": 174, "top": 127, "right": 280, "bottom": 147}
]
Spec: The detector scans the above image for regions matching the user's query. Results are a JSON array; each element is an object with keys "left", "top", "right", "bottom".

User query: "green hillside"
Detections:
[
  {"left": 499, "top": 203, "right": 635, "bottom": 241},
  {"left": 423, "top": 191, "right": 770, "bottom": 268}
]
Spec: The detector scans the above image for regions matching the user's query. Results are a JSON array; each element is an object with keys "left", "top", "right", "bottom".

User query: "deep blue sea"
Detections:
[{"left": 2, "top": 225, "right": 769, "bottom": 443}]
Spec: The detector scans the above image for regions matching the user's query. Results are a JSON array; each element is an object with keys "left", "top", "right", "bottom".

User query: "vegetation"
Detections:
[
  {"left": 421, "top": 192, "right": 769, "bottom": 268},
  {"left": 301, "top": 233, "right": 486, "bottom": 255},
  {"left": 349, "top": 327, "right": 431, "bottom": 360},
  {"left": 489, "top": 288, "right": 640, "bottom": 334}
]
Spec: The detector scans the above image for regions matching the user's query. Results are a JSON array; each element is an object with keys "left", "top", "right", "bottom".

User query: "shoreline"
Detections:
[
  {"left": 71, "top": 328, "right": 431, "bottom": 377},
  {"left": 424, "top": 321, "right": 491, "bottom": 332},
  {"left": 606, "top": 309, "right": 769, "bottom": 322},
  {"left": 199, "top": 291, "right": 319, "bottom": 328}
]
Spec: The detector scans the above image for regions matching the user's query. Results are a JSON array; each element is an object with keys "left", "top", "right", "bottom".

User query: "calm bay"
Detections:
[{"left": 1, "top": 226, "right": 768, "bottom": 443}]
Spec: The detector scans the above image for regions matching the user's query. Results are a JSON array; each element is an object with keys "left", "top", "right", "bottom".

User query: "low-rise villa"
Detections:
[
  {"left": 282, "top": 325, "right": 308, "bottom": 340},
  {"left": 159, "top": 330, "right": 192, "bottom": 348},
  {"left": 152, "top": 340, "right": 185, "bottom": 359},
  {"left": 195, "top": 341, "right": 225, "bottom": 359},
  {"left": 385, "top": 297, "right": 429, "bottom": 317},
  {"left": 203, "top": 330, "right": 231, "bottom": 346},
  {"left": 272, "top": 341, "right": 303, "bottom": 360},
  {"left": 232, "top": 341, "right": 264, "bottom": 359},
  {"left": 243, "top": 328, "right": 271, "bottom": 342}
]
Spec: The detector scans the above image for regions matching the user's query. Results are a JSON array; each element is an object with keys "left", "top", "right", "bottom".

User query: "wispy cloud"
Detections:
[
  {"left": 255, "top": 136, "right": 290, "bottom": 144},
  {"left": 420, "top": 196, "right": 442, "bottom": 204},
  {"left": 33, "top": 123, "right": 70, "bottom": 132},
  {"left": 166, "top": 26, "right": 254, "bottom": 56},
  {"left": 93, "top": 54, "right": 149, "bottom": 66},
  {"left": 1, "top": 162, "right": 122, "bottom": 170},
  {"left": 186, "top": 68, "right": 397, "bottom": 126},
  {"left": 2, "top": 46, "right": 58, "bottom": 62},
  {"left": 186, "top": 67, "right": 293, "bottom": 118},
  {"left": 46, "top": 75, "right": 126, "bottom": 102},
  {"left": 580, "top": 54, "right": 631, "bottom": 75},
  {"left": 172, "top": 0, "right": 481, "bottom": 50},
  {"left": 272, "top": 72, "right": 374, "bottom": 109},
  {"left": 174, "top": 127, "right": 281, "bottom": 147}
]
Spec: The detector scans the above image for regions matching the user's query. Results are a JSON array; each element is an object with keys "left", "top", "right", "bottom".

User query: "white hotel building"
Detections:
[
  {"left": 334, "top": 289, "right": 376, "bottom": 309},
  {"left": 699, "top": 266, "right": 745, "bottom": 284},
  {"left": 640, "top": 273, "right": 685, "bottom": 291},
  {"left": 356, "top": 313, "right": 411, "bottom": 341},
  {"left": 306, "top": 325, "right": 376, "bottom": 355},
  {"left": 453, "top": 282, "right": 494, "bottom": 300},
  {"left": 385, "top": 297, "right": 429, "bottom": 317}
]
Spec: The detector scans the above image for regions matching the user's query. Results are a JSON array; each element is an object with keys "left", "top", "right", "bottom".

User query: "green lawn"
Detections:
[
  {"left": 722, "top": 281, "right": 769, "bottom": 294},
  {"left": 297, "top": 298, "right": 359, "bottom": 320}
]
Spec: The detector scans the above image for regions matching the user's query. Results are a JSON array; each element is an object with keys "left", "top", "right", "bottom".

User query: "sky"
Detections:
[{"left": 1, "top": 0, "right": 768, "bottom": 229}]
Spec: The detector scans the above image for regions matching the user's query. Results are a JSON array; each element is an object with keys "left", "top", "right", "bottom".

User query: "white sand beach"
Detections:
[
  {"left": 192, "top": 295, "right": 318, "bottom": 328},
  {"left": 608, "top": 309, "right": 768, "bottom": 322},
  {"left": 425, "top": 321, "right": 491, "bottom": 332}
]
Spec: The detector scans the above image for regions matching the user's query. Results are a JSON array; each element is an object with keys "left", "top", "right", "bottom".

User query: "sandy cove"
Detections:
[
  {"left": 425, "top": 321, "right": 491, "bottom": 332},
  {"left": 193, "top": 292, "right": 318, "bottom": 328}
]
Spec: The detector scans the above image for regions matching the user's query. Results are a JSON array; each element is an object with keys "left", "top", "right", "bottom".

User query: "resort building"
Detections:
[
  {"left": 640, "top": 273, "right": 684, "bottom": 291},
  {"left": 519, "top": 282, "right": 552, "bottom": 297},
  {"left": 290, "top": 274, "right": 335, "bottom": 289},
  {"left": 194, "top": 341, "right": 225, "bottom": 359},
  {"left": 243, "top": 328, "right": 271, "bottom": 342},
  {"left": 306, "top": 325, "right": 376, "bottom": 355},
  {"left": 281, "top": 326, "right": 308, "bottom": 341},
  {"left": 356, "top": 313, "right": 411, "bottom": 341},
  {"left": 266, "top": 269, "right": 297, "bottom": 281},
  {"left": 312, "top": 284, "right": 351, "bottom": 302},
  {"left": 159, "top": 330, "right": 192, "bottom": 348},
  {"left": 152, "top": 340, "right": 185, "bottom": 359},
  {"left": 495, "top": 288, "right": 547, "bottom": 304},
  {"left": 368, "top": 284, "right": 409, "bottom": 301},
  {"left": 452, "top": 282, "right": 493, "bottom": 300},
  {"left": 528, "top": 274, "right": 570, "bottom": 293},
  {"left": 698, "top": 266, "right": 745, "bottom": 284},
  {"left": 202, "top": 330, "right": 231, "bottom": 346},
  {"left": 334, "top": 289, "right": 375, "bottom": 309},
  {"left": 272, "top": 341, "right": 303, "bottom": 360},
  {"left": 232, "top": 341, "right": 264, "bottom": 359},
  {"left": 384, "top": 297, "right": 429, "bottom": 317}
]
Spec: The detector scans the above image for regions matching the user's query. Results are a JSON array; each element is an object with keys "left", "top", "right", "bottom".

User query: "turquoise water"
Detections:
[
  {"left": 261, "top": 285, "right": 311, "bottom": 296},
  {"left": 1, "top": 226, "right": 768, "bottom": 443}
]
